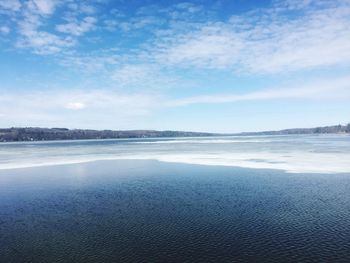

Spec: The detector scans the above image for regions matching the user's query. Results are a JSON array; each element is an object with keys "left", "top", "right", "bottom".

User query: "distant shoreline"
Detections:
[{"left": 0, "top": 123, "right": 349, "bottom": 142}]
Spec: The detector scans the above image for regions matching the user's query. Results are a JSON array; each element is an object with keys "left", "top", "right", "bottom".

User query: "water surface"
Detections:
[
  {"left": 0, "top": 160, "right": 350, "bottom": 262},
  {"left": 1, "top": 134, "right": 350, "bottom": 173}
]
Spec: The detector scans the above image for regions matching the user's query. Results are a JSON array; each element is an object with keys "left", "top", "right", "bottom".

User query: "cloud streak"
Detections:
[
  {"left": 0, "top": 89, "right": 162, "bottom": 128},
  {"left": 167, "top": 76, "right": 350, "bottom": 106},
  {"left": 1, "top": 75, "right": 349, "bottom": 129}
]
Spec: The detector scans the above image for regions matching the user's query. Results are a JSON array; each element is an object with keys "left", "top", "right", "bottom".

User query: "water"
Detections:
[
  {"left": 1, "top": 134, "right": 350, "bottom": 173},
  {"left": 0, "top": 160, "right": 350, "bottom": 262},
  {"left": 1, "top": 135, "right": 350, "bottom": 262}
]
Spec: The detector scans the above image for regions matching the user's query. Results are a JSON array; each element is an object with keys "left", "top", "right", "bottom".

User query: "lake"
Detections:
[
  {"left": 1, "top": 134, "right": 350, "bottom": 173},
  {"left": 0, "top": 135, "right": 350, "bottom": 262}
]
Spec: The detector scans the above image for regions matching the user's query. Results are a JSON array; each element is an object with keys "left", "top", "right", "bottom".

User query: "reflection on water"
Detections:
[{"left": 0, "top": 160, "right": 350, "bottom": 262}]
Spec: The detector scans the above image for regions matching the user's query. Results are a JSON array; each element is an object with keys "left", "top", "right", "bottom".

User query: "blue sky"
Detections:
[{"left": 0, "top": 0, "right": 349, "bottom": 132}]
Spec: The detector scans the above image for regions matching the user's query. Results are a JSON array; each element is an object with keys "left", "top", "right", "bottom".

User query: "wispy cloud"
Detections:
[
  {"left": 1, "top": 75, "right": 349, "bottom": 128},
  {"left": 111, "top": 64, "right": 180, "bottom": 90},
  {"left": 66, "top": 2, "right": 96, "bottom": 15},
  {"left": 152, "top": 0, "right": 350, "bottom": 74},
  {"left": 31, "top": 0, "right": 57, "bottom": 15},
  {"left": 64, "top": 102, "right": 86, "bottom": 110},
  {"left": 116, "top": 16, "right": 164, "bottom": 32},
  {"left": 112, "top": 64, "right": 159, "bottom": 86},
  {"left": 2, "top": 0, "right": 97, "bottom": 54},
  {"left": 59, "top": 50, "right": 120, "bottom": 72},
  {"left": 167, "top": 75, "right": 350, "bottom": 106},
  {"left": 56, "top": 16, "right": 97, "bottom": 36},
  {"left": 0, "top": 90, "right": 161, "bottom": 128},
  {"left": 53, "top": 0, "right": 350, "bottom": 81},
  {"left": 0, "top": 25, "right": 9, "bottom": 34},
  {"left": 0, "top": 0, "right": 21, "bottom": 12},
  {"left": 3, "top": 0, "right": 349, "bottom": 75},
  {"left": 16, "top": 16, "right": 75, "bottom": 54},
  {"left": 14, "top": 1, "right": 72, "bottom": 54}
]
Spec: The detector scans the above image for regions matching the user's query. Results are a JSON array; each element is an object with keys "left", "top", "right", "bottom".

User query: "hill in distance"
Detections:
[{"left": 0, "top": 123, "right": 349, "bottom": 142}]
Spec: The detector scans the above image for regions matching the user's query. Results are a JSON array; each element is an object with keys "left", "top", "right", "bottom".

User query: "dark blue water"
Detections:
[{"left": 0, "top": 160, "right": 350, "bottom": 262}]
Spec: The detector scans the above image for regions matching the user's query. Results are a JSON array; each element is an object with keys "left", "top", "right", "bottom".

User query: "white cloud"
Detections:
[
  {"left": 153, "top": 0, "right": 350, "bottom": 73},
  {"left": 0, "top": 0, "right": 21, "bottom": 11},
  {"left": 0, "top": 75, "right": 349, "bottom": 129},
  {"left": 167, "top": 75, "right": 350, "bottom": 106},
  {"left": 65, "top": 102, "right": 86, "bottom": 110},
  {"left": 13, "top": 0, "right": 70, "bottom": 54},
  {"left": 67, "top": 3, "right": 95, "bottom": 14},
  {"left": 156, "top": 26, "right": 244, "bottom": 69},
  {"left": 60, "top": 51, "right": 120, "bottom": 72},
  {"left": 103, "top": 19, "right": 118, "bottom": 31},
  {"left": 174, "top": 2, "right": 202, "bottom": 13},
  {"left": 0, "top": 90, "right": 161, "bottom": 128},
  {"left": 32, "top": 0, "right": 57, "bottom": 15},
  {"left": 110, "top": 16, "right": 164, "bottom": 32},
  {"left": 160, "top": 2, "right": 205, "bottom": 20},
  {"left": 112, "top": 64, "right": 156, "bottom": 86},
  {"left": 13, "top": 1, "right": 95, "bottom": 54},
  {"left": 111, "top": 64, "right": 179, "bottom": 90},
  {"left": 4, "top": 0, "right": 348, "bottom": 76},
  {"left": 280, "top": 0, "right": 313, "bottom": 10},
  {"left": 17, "top": 17, "right": 75, "bottom": 54},
  {"left": 56, "top": 16, "right": 97, "bottom": 36},
  {"left": 0, "top": 25, "right": 10, "bottom": 34}
]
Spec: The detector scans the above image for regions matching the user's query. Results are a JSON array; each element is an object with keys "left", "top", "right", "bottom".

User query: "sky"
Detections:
[{"left": 0, "top": 0, "right": 349, "bottom": 132}]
